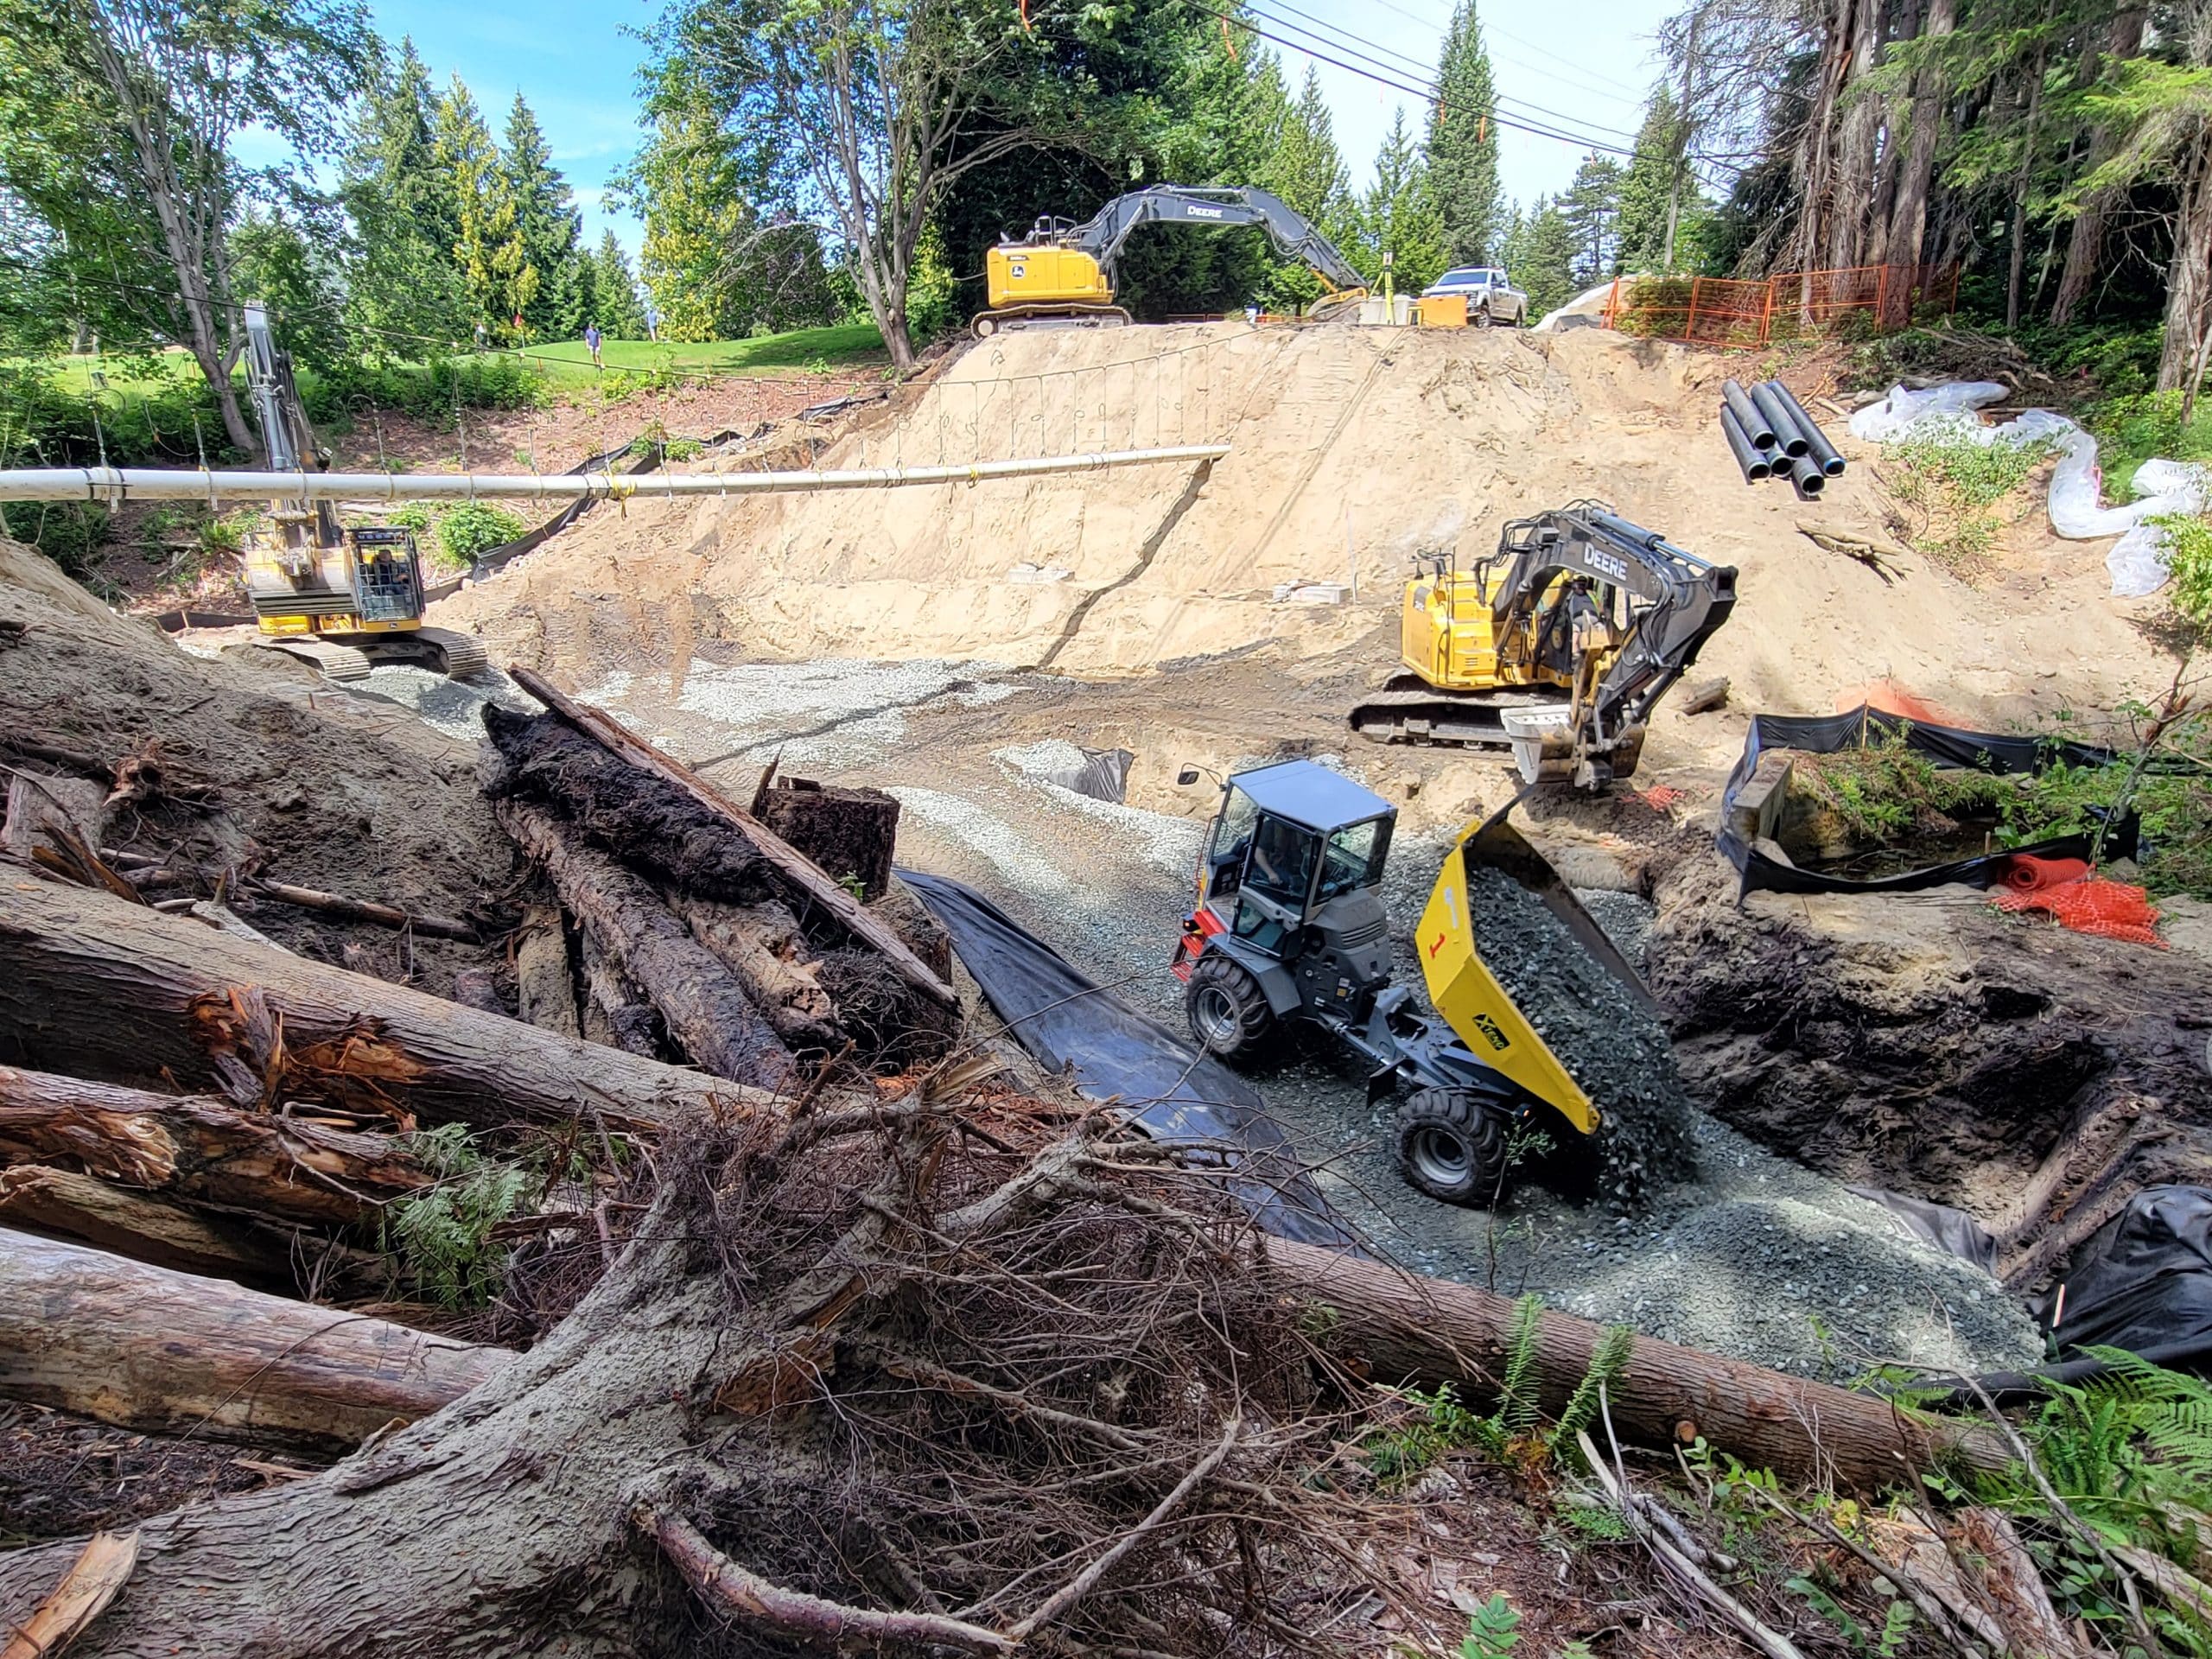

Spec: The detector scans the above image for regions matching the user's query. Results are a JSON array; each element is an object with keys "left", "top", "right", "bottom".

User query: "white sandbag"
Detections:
[{"left": 2108, "top": 522, "right": 2175, "bottom": 599}]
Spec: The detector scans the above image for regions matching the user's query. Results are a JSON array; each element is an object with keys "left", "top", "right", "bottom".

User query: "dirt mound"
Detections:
[
  {"left": 0, "top": 537, "right": 512, "bottom": 995},
  {"left": 1648, "top": 851, "right": 2212, "bottom": 1291},
  {"left": 433, "top": 323, "right": 2174, "bottom": 782}
]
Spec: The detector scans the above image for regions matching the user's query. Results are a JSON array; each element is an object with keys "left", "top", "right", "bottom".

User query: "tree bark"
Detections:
[
  {"left": 1879, "top": 0, "right": 1959, "bottom": 324},
  {"left": 0, "top": 1166, "right": 302, "bottom": 1283},
  {"left": 1264, "top": 1237, "right": 2009, "bottom": 1491},
  {"left": 495, "top": 798, "right": 796, "bottom": 1090},
  {"left": 1826, "top": 0, "right": 1887, "bottom": 270},
  {"left": 2159, "top": 118, "right": 2212, "bottom": 406},
  {"left": 0, "top": 878, "right": 760, "bottom": 1131},
  {"left": 673, "top": 896, "right": 842, "bottom": 1052},
  {"left": 512, "top": 906, "right": 581, "bottom": 1039},
  {"left": 0, "top": 1065, "right": 433, "bottom": 1230},
  {"left": 2050, "top": 9, "right": 2149, "bottom": 327},
  {"left": 0, "top": 1230, "right": 508, "bottom": 1455}
]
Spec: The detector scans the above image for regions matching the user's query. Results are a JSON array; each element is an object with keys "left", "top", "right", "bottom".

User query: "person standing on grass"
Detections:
[{"left": 585, "top": 321, "right": 603, "bottom": 368}]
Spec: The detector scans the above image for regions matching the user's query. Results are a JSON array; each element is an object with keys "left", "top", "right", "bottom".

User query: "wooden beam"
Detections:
[{"left": 506, "top": 665, "right": 957, "bottom": 1009}]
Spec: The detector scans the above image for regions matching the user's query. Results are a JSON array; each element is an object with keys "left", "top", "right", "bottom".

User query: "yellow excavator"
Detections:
[
  {"left": 238, "top": 302, "right": 486, "bottom": 683},
  {"left": 1349, "top": 502, "right": 1738, "bottom": 790},
  {"left": 977, "top": 185, "right": 1366, "bottom": 336},
  {"left": 1170, "top": 758, "right": 1658, "bottom": 1205}
]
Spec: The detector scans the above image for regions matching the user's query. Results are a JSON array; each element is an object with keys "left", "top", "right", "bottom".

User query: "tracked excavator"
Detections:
[
  {"left": 1349, "top": 502, "right": 1737, "bottom": 790},
  {"left": 238, "top": 302, "right": 485, "bottom": 683},
  {"left": 1170, "top": 759, "right": 1656, "bottom": 1205},
  {"left": 976, "top": 185, "right": 1366, "bottom": 336}
]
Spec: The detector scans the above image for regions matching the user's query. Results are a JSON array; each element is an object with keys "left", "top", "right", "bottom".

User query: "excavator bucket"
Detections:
[{"left": 1412, "top": 799, "right": 1658, "bottom": 1138}]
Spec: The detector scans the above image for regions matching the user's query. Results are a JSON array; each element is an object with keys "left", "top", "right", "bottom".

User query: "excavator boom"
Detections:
[{"left": 976, "top": 184, "right": 1365, "bottom": 334}]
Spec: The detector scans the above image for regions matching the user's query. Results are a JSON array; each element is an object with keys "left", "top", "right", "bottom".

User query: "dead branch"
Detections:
[
  {"left": 633, "top": 1502, "right": 1014, "bottom": 1654},
  {"left": 248, "top": 879, "right": 482, "bottom": 944}
]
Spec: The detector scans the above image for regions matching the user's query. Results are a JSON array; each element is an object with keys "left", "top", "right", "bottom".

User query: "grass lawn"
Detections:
[{"left": 501, "top": 324, "right": 889, "bottom": 389}]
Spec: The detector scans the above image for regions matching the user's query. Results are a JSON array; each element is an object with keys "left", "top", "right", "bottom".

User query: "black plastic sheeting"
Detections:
[
  {"left": 899, "top": 869, "right": 1357, "bottom": 1249},
  {"left": 1717, "top": 705, "right": 2138, "bottom": 895},
  {"left": 1044, "top": 747, "right": 1135, "bottom": 805},
  {"left": 2031, "top": 1186, "right": 2212, "bottom": 1370},
  {"left": 1847, "top": 1186, "right": 1999, "bottom": 1274}
]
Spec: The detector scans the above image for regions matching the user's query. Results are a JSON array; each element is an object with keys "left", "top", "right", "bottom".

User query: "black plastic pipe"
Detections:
[
  {"left": 1789, "top": 455, "right": 1826, "bottom": 498},
  {"left": 1767, "top": 380, "right": 1847, "bottom": 477},
  {"left": 1749, "top": 382, "right": 1810, "bottom": 457},
  {"left": 1719, "top": 405, "right": 1771, "bottom": 482},
  {"left": 1721, "top": 379, "right": 1775, "bottom": 450}
]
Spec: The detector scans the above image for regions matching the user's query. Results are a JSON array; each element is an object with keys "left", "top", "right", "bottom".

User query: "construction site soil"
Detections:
[{"left": 16, "top": 322, "right": 2202, "bottom": 1386}]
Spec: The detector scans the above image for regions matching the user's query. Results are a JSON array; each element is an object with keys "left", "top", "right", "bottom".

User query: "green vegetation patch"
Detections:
[{"left": 1879, "top": 429, "right": 2057, "bottom": 575}]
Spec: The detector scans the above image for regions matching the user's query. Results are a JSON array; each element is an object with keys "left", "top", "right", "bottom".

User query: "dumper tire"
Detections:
[
  {"left": 1185, "top": 952, "right": 1277, "bottom": 1065},
  {"left": 1395, "top": 1088, "right": 1511, "bottom": 1206}
]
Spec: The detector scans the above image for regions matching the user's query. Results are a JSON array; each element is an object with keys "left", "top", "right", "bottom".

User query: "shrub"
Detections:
[
  {"left": 2158, "top": 512, "right": 2212, "bottom": 626},
  {"left": 385, "top": 1123, "right": 531, "bottom": 1307},
  {"left": 435, "top": 501, "right": 526, "bottom": 565},
  {"left": 1880, "top": 431, "right": 2056, "bottom": 575},
  {"left": 1, "top": 500, "right": 110, "bottom": 574}
]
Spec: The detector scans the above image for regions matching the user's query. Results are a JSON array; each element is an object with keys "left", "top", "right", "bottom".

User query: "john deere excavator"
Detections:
[
  {"left": 1349, "top": 502, "right": 1737, "bottom": 790},
  {"left": 1170, "top": 758, "right": 1660, "bottom": 1206},
  {"left": 238, "top": 302, "right": 486, "bottom": 683},
  {"left": 976, "top": 185, "right": 1366, "bottom": 336}
]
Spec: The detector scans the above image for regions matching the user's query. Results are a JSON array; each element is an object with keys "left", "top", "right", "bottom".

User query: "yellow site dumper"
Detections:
[{"left": 1169, "top": 758, "right": 1654, "bottom": 1204}]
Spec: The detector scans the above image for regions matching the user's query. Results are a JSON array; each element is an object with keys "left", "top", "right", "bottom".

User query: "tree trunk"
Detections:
[
  {"left": 2050, "top": 9, "right": 2149, "bottom": 327},
  {"left": 495, "top": 798, "right": 797, "bottom": 1090},
  {"left": 512, "top": 906, "right": 581, "bottom": 1039},
  {"left": 0, "top": 1230, "right": 507, "bottom": 1455},
  {"left": 1826, "top": 0, "right": 1887, "bottom": 270},
  {"left": 2159, "top": 118, "right": 2212, "bottom": 404},
  {"left": 0, "top": 1166, "right": 303, "bottom": 1282},
  {"left": 673, "top": 896, "right": 842, "bottom": 1052},
  {"left": 1265, "top": 1238, "right": 2007, "bottom": 1491},
  {"left": 579, "top": 931, "right": 661, "bottom": 1058},
  {"left": 0, "top": 878, "right": 760, "bottom": 1130},
  {"left": 1879, "top": 0, "right": 1958, "bottom": 323},
  {"left": 2005, "top": 35, "right": 2050, "bottom": 332},
  {"left": 0, "top": 1065, "right": 432, "bottom": 1230}
]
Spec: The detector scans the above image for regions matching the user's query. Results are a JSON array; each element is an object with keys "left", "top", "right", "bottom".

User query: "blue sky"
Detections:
[{"left": 352, "top": 0, "right": 1677, "bottom": 257}]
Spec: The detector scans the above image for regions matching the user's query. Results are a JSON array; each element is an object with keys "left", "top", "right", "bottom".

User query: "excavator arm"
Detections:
[
  {"left": 1061, "top": 186, "right": 1366, "bottom": 292},
  {"left": 1482, "top": 501, "right": 1738, "bottom": 786}
]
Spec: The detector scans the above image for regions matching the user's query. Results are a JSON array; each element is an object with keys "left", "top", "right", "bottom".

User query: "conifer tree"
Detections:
[
  {"left": 341, "top": 39, "right": 473, "bottom": 347},
  {"left": 1427, "top": 0, "right": 1501, "bottom": 264},
  {"left": 1351, "top": 109, "right": 1446, "bottom": 290},
  {"left": 504, "top": 93, "right": 586, "bottom": 337},
  {"left": 435, "top": 78, "right": 535, "bottom": 340}
]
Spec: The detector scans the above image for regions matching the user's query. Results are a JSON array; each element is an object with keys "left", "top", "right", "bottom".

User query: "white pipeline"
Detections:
[{"left": 0, "top": 445, "right": 1230, "bottom": 505}]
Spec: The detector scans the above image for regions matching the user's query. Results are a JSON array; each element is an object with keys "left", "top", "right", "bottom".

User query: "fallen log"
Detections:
[
  {"left": 249, "top": 878, "right": 483, "bottom": 944},
  {"left": 507, "top": 665, "right": 957, "bottom": 1009},
  {"left": 674, "top": 895, "right": 842, "bottom": 1052},
  {"left": 1267, "top": 1236, "right": 2009, "bottom": 1491},
  {"left": 0, "top": 1065, "right": 432, "bottom": 1229},
  {"left": 512, "top": 906, "right": 580, "bottom": 1039},
  {"left": 0, "top": 878, "right": 758, "bottom": 1130},
  {"left": 496, "top": 798, "right": 795, "bottom": 1090},
  {"left": 483, "top": 704, "right": 774, "bottom": 905},
  {"left": 579, "top": 931, "right": 661, "bottom": 1057},
  {"left": 0, "top": 1166, "right": 298, "bottom": 1282},
  {"left": 0, "top": 1229, "right": 507, "bottom": 1454}
]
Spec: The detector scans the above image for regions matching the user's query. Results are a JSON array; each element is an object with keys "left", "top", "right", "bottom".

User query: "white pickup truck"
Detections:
[{"left": 1420, "top": 266, "right": 1529, "bottom": 327}]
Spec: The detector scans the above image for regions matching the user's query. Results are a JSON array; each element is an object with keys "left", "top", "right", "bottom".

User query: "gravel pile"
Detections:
[
  {"left": 1459, "top": 862, "right": 1696, "bottom": 1209},
  {"left": 994, "top": 743, "right": 1205, "bottom": 877}
]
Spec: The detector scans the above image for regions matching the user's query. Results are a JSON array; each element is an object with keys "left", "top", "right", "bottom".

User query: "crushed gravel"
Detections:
[{"left": 1459, "top": 862, "right": 1696, "bottom": 1209}]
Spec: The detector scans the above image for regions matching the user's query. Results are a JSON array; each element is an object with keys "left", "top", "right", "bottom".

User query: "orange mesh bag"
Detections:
[{"left": 1993, "top": 874, "right": 2165, "bottom": 948}]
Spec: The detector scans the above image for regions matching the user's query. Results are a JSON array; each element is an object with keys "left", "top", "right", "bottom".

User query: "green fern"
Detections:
[
  {"left": 1554, "top": 1325, "right": 1633, "bottom": 1451},
  {"left": 1493, "top": 1294, "right": 1544, "bottom": 1440},
  {"left": 1460, "top": 1593, "right": 1521, "bottom": 1659},
  {"left": 386, "top": 1126, "right": 532, "bottom": 1307}
]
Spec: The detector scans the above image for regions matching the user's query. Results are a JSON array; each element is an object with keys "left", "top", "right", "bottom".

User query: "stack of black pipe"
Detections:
[{"left": 1719, "top": 379, "right": 1847, "bottom": 500}]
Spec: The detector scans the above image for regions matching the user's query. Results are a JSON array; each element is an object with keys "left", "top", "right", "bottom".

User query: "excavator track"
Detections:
[
  {"left": 251, "top": 628, "right": 487, "bottom": 684},
  {"left": 253, "top": 635, "right": 374, "bottom": 683},
  {"left": 971, "top": 302, "right": 1133, "bottom": 338},
  {"left": 415, "top": 626, "right": 489, "bottom": 681},
  {"left": 1346, "top": 682, "right": 1545, "bottom": 748}
]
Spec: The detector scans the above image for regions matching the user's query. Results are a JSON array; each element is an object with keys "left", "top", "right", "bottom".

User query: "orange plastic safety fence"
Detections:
[
  {"left": 1992, "top": 876, "right": 2165, "bottom": 948},
  {"left": 1605, "top": 263, "right": 1959, "bottom": 349}
]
